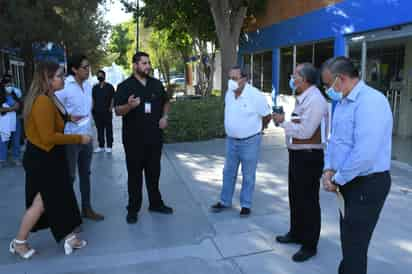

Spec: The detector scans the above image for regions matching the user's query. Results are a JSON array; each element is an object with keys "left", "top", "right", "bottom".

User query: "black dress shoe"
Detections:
[
  {"left": 276, "top": 233, "right": 300, "bottom": 244},
  {"left": 126, "top": 212, "right": 138, "bottom": 224},
  {"left": 292, "top": 247, "right": 317, "bottom": 262},
  {"left": 240, "top": 207, "right": 251, "bottom": 217},
  {"left": 149, "top": 204, "right": 174, "bottom": 214},
  {"left": 210, "top": 202, "right": 228, "bottom": 213}
]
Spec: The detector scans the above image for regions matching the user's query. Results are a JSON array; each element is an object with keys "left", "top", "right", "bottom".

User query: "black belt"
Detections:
[
  {"left": 289, "top": 148, "right": 323, "bottom": 153},
  {"left": 229, "top": 132, "right": 261, "bottom": 141},
  {"left": 358, "top": 171, "right": 389, "bottom": 179}
]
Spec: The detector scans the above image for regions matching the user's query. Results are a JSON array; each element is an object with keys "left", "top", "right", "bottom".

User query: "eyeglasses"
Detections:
[{"left": 80, "top": 64, "right": 90, "bottom": 70}]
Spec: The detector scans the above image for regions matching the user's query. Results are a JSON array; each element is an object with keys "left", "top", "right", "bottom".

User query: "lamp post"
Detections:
[{"left": 136, "top": 0, "right": 139, "bottom": 51}]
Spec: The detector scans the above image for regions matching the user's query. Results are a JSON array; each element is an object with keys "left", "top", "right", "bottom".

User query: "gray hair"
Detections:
[
  {"left": 325, "top": 56, "right": 359, "bottom": 78},
  {"left": 296, "top": 63, "right": 318, "bottom": 85}
]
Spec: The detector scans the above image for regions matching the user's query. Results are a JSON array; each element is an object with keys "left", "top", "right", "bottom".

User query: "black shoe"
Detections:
[
  {"left": 276, "top": 233, "right": 300, "bottom": 244},
  {"left": 240, "top": 207, "right": 251, "bottom": 217},
  {"left": 292, "top": 247, "right": 317, "bottom": 262},
  {"left": 210, "top": 202, "right": 228, "bottom": 213},
  {"left": 149, "top": 204, "right": 174, "bottom": 214},
  {"left": 126, "top": 212, "right": 138, "bottom": 224}
]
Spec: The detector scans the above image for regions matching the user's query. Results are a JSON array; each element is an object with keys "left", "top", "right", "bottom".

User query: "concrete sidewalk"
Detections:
[{"left": 0, "top": 122, "right": 411, "bottom": 274}]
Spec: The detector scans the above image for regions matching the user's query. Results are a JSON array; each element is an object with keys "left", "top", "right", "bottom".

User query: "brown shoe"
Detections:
[{"left": 82, "top": 208, "right": 104, "bottom": 221}]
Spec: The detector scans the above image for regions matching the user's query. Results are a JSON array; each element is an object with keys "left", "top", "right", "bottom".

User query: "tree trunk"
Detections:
[
  {"left": 208, "top": 0, "right": 247, "bottom": 95},
  {"left": 219, "top": 38, "right": 237, "bottom": 94}
]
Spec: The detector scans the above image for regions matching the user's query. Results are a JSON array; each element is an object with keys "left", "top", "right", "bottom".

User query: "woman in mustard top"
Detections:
[{"left": 9, "top": 62, "right": 91, "bottom": 259}]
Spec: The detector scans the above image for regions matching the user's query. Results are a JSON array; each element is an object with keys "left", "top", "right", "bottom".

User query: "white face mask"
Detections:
[
  {"left": 228, "top": 79, "right": 239, "bottom": 92},
  {"left": 5, "top": 86, "right": 13, "bottom": 94}
]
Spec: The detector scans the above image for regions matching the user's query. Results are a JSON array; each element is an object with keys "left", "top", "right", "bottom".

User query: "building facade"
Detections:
[{"left": 240, "top": 0, "right": 412, "bottom": 163}]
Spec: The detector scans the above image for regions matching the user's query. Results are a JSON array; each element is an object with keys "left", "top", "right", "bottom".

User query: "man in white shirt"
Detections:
[
  {"left": 273, "top": 63, "right": 329, "bottom": 262},
  {"left": 211, "top": 66, "right": 271, "bottom": 217},
  {"left": 55, "top": 54, "right": 104, "bottom": 221}
]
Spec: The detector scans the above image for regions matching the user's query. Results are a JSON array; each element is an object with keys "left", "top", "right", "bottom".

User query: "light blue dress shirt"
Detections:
[{"left": 324, "top": 81, "right": 393, "bottom": 185}]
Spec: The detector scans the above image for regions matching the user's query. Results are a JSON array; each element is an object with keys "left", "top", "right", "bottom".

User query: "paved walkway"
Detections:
[{"left": 0, "top": 119, "right": 411, "bottom": 274}]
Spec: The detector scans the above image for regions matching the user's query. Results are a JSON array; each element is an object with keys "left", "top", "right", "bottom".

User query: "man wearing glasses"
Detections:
[
  {"left": 321, "top": 57, "right": 392, "bottom": 274},
  {"left": 273, "top": 63, "right": 329, "bottom": 262},
  {"left": 55, "top": 54, "right": 104, "bottom": 222}
]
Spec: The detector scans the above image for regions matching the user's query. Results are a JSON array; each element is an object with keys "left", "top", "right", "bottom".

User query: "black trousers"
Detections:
[
  {"left": 288, "top": 149, "right": 324, "bottom": 250},
  {"left": 93, "top": 112, "right": 113, "bottom": 148},
  {"left": 338, "top": 171, "right": 391, "bottom": 274},
  {"left": 124, "top": 142, "right": 164, "bottom": 213}
]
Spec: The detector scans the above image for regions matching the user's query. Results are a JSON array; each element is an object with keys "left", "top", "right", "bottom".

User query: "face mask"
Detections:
[
  {"left": 326, "top": 77, "right": 342, "bottom": 101},
  {"left": 289, "top": 77, "right": 297, "bottom": 94},
  {"left": 327, "top": 88, "right": 343, "bottom": 101},
  {"left": 5, "top": 86, "right": 13, "bottom": 94},
  {"left": 97, "top": 76, "right": 105, "bottom": 82},
  {"left": 228, "top": 79, "right": 239, "bottom": 91}
]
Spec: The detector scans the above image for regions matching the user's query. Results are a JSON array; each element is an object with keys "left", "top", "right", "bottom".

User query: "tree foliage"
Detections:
[
  {"left": 207, "top": 0, "right": 267, "bottom": 92},
  {"left": 0, "top": 0, "right": 109, "bottom": 84},
  {"left": 108, "top": 20, "right": 136, "bottom": 74},
  {"left": 121, "top": 0, "right": 219, "bottom": 95}
]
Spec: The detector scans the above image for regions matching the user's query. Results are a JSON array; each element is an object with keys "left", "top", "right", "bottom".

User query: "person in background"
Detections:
[
  {"left": 1, "top": 74, "right": 22, "bottom": 165},
  {"left": 9, "top": 61, "right": 89, "bottom": 259},
  {"left": 92, "top": 70, "right": 115, "bottom": 153},
  {"left": 0, "top": 84, "right": 18, "bottom": 168}
]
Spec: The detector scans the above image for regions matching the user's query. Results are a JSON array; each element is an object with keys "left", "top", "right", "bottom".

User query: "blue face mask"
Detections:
[
  {"left": 289, "top": 77, "right": 296, "bottom": 94},
  {"left": 327, "top": 88, "right": 343, "bottom": 101}
]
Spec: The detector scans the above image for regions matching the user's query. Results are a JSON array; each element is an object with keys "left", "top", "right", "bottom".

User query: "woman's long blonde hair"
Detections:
[{"left": 23, "top": 61, "right": 60, "bottom": 123}]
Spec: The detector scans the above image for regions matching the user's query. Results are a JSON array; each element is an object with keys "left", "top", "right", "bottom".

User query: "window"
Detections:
[
  {"left": 262, "top": 51, "right": 272, "bottom": 93},
  {"left": 278, "top": 41, "right": 334, "bottom": 95},
  {"left": 279, "top": 47, "right": 293, "bottom": 95},
  {"left": 252, "top": 54, "right": 262, "bottom": 90},
  {"left": 314, "top": 41, "right": 334, "bottom": 68},
  {"left": 296, "top": 44, "right": 313, "bottom": 64}
]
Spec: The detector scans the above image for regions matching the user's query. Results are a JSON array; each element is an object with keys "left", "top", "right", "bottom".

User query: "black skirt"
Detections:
[{"left": 23, "top": 142, "right": 82, "bottom": 242}]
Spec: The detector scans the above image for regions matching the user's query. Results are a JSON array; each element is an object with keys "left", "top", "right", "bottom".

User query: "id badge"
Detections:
[{"left": 145, "top": 102, "right": 152, "bottom": 114}]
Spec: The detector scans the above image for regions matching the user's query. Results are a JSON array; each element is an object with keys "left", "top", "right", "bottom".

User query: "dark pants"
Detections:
[
  {"left": 288, "top": 149, "right": 324, "bottom": 250},
  {"left": 93, "top": 112, "right": 113, "bottom": 148},
  {"left": 124, "top": 142, "right": 164, "bottom": 213},
  {"left": 338, "top": 171, "right": 391, "bottom": 274},
  {"left": 66, "top": 143, "right": 93, "bottom": 210}
]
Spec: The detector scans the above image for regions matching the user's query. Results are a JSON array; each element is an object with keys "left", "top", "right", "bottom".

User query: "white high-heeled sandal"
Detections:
[
  {"left": 64, "top": 235, "right": 87, "bottom": 255},
  {"left": 9, "top": 239, "right": 36, "bottom": 259}
]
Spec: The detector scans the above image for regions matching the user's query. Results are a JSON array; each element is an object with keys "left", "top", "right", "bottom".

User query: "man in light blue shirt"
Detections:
[
  {"left": 321, "top": 57, "right": 392, "bottom": 274},
  {"left": 55, "top": 54, "right": 104, "bottom": 221}
]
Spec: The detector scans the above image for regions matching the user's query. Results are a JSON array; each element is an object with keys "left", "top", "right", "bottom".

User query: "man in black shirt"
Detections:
[
  {"left": 92, "top": 70, "right": 115, "bottom": 153},
  {"left": 114, "top": 52, "right": 173, "bottom": 224}
]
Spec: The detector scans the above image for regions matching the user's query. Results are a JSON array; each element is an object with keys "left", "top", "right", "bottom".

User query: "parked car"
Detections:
[{"left": 170, "top": 77, "right": 185, "bottom": 87}]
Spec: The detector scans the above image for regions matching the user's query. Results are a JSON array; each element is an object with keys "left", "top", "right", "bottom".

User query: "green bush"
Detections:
[
  {"left": 211, "top": 89, "right": 222, "bottom": 97},
  {"left": 165, "top": 97, "right": 225, "bottom": 143}
]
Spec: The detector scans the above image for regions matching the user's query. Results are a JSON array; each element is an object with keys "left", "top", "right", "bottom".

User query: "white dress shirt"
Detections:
[
  {"left": 281, "top": 85, "right": 329, "bottom": 150},
  {"left": 55, "top": 75, "right": 93, "bottom": 135},
  {"left": 225, "top": 83, "right": 271, "bottom": 139}
]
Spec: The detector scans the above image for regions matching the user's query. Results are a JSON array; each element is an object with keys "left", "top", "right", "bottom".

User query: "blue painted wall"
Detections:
[
  {"left": 240, "top": 0, "right": 412, "bottom": 53},
  {"left": 239, "top": 0, "right": 412, "bottom": 97}
]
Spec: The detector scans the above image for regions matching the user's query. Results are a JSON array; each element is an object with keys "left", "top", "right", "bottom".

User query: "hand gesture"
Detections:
[
  {"left": 71, "top": 115, "right": 85, "bottom": 122},
  {"left": 159, "top": 116, "right": 168, "bottom": 129},
  {"left": 128, "top": 95, "right": 141, "bottom": 109},
  {"left": 322, "top": 170, "right": 338, "bottom": 192},
  {"left": 272, "top": 113, "right": 285, "bottom": 124},
  {"left": 80, "top": 135, "right": 92, "bottom": 144}
]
